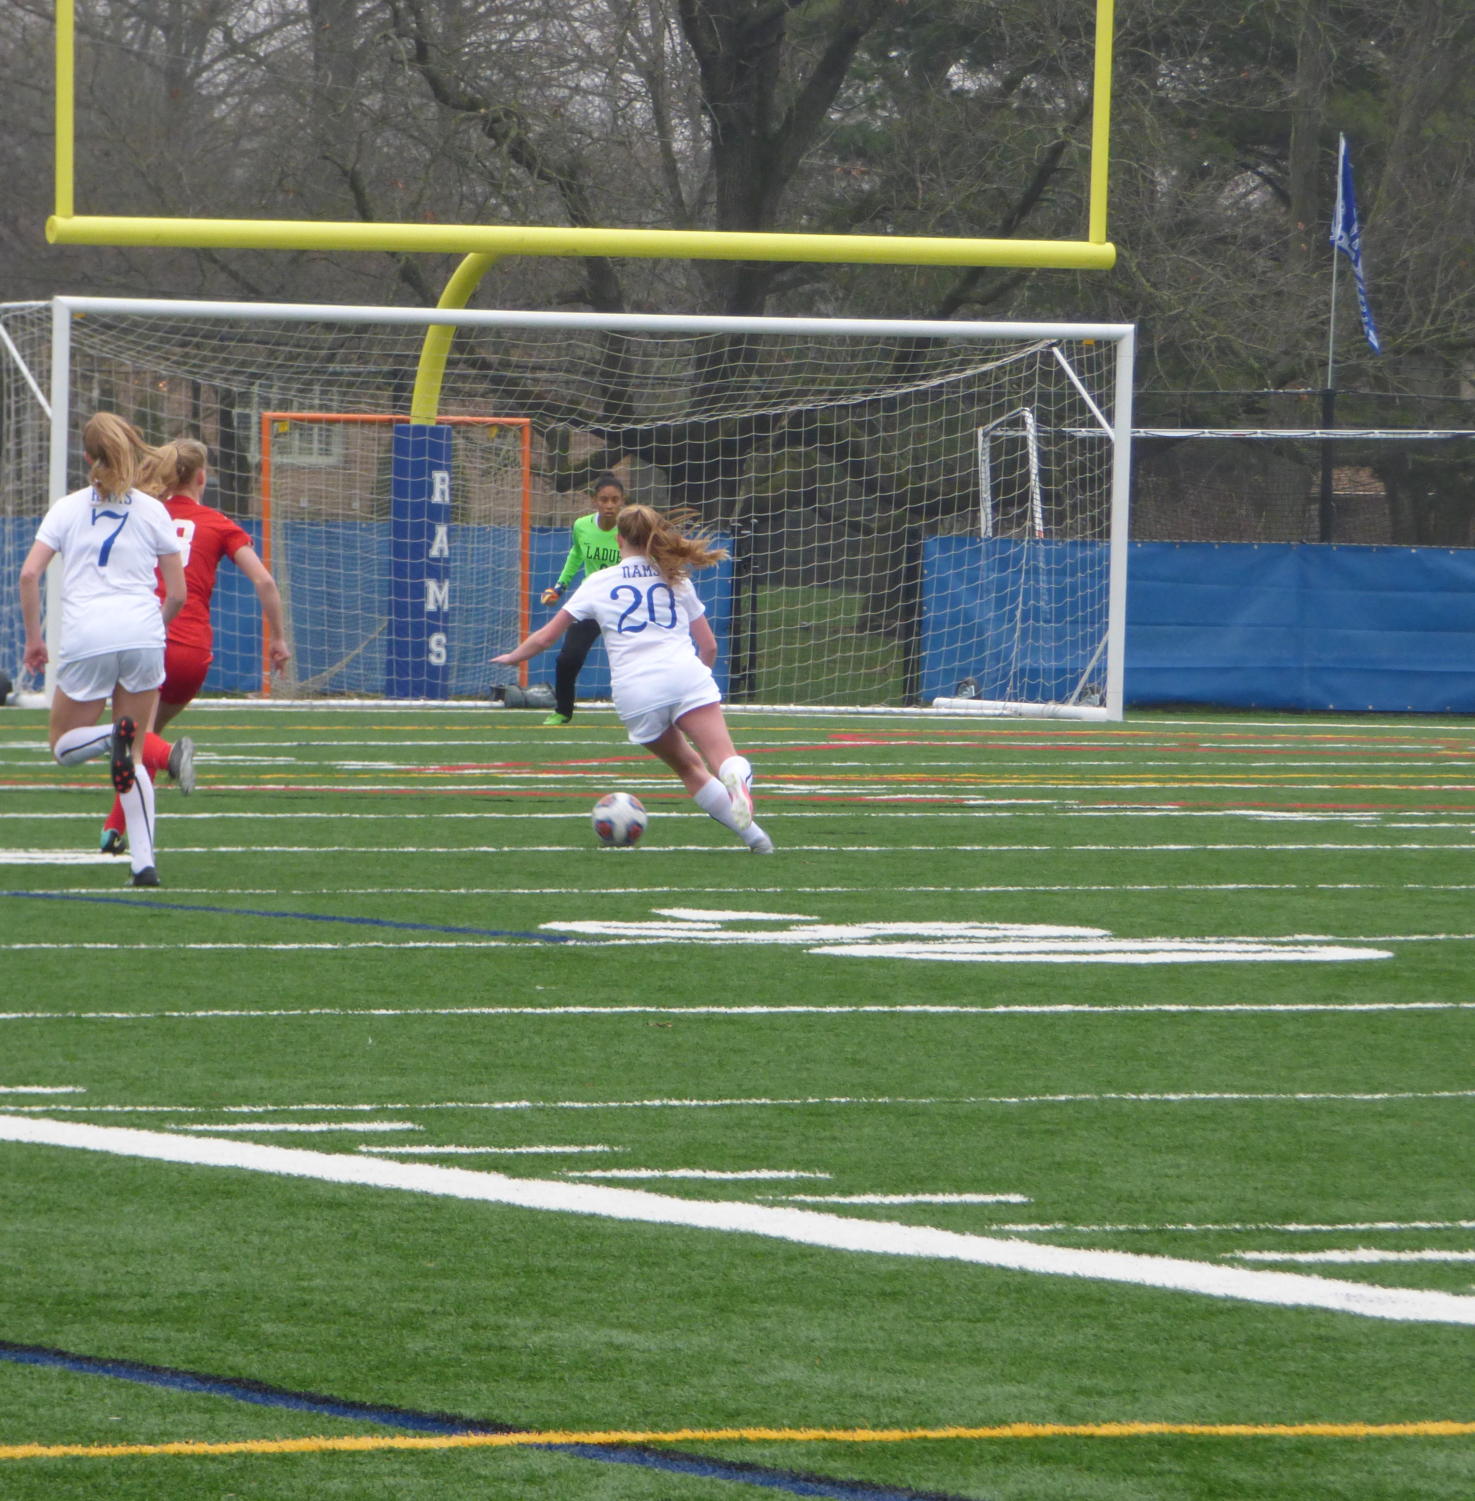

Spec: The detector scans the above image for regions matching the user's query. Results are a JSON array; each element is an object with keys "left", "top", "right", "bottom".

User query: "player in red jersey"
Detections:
[{"left": 99, "top": 439, "right": 291, "bottom": 854}]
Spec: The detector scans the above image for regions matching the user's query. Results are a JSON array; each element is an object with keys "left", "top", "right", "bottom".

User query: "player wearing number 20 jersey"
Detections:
[
  {"left": 492, "top": 504, "right": 772, "bottom": 852},
  {"left": 562, "top": 557, "right": 717, "bottom": 730}
]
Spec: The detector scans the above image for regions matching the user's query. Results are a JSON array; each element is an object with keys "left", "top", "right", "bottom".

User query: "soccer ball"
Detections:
[{"left": 592, "top": 791, "right": 648, "bottom": 848}]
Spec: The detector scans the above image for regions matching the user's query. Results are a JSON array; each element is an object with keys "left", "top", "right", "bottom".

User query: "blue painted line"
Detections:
[
  {"left": 0, "top": 891, "right": 578, "bottom": 944},
  {"left": 0, "top": 1341, "right": 979, "bottom": 1500}
]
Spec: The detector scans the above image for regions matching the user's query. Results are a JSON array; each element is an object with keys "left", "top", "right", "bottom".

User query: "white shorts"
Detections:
[
  {"left": 56, "top": 647, "right": 166, "bottom": 702},
  {"left": 623, "top": 682, "right": 722, "bottom": 745}
]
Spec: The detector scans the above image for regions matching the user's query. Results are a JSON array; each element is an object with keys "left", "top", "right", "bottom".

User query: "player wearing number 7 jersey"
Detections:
[
  {"left": 96, "top": 439, "right": 291, "bottom": 856},
  {"left": 18, "top": 413, "right": 186, "bottom": 886},
  {"left": 493, "top": 504, "right": 772, "bottom": 852}
]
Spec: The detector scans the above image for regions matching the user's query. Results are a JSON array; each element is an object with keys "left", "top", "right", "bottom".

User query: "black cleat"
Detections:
[
  {"left": 100, "top": 827, "right": 128, "bottom": 856},
  {"left": 110, "top": 716, "right": 137, "bottom": 793},
  {"left": 129, "top": 865, "right": 159, "bottom": 888}
]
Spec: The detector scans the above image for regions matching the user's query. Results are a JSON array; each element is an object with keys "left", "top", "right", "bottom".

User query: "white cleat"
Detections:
[
  {"left": 722, "top": 768, "right": 754, "bottom": 831},
  {"left": 749, "top": 834, "right": 774, "bottom": 854}
]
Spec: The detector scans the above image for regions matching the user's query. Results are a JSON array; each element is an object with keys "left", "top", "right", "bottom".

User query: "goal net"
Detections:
[{"left": 0, "top": 298, "right": 1133, "bottom": 716}]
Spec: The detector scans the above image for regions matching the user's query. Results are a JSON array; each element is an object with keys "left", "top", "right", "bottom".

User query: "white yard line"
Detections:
[
  {"left": 4, "top": 1088, "right": 1473, "bottom": 1115},
  {"left": 11, "top": 841, "right": 1475, "bottom": 854},
  {"left": 1227, "top": 1250, "right": 1475, "bottom": 1264},
  {"left": 990, "top": 1218, "right": 1475, "bottom": 1234},
  {"left": 775, "top": 1193, "right": 1031, "bottom": 1205},
  {"left": 560, "top": 1169, "right": 831, "bottom": 1181},
  {"left": 360, "top": 1144, "right": 625, "bottom": 1155},
  {"left": 2, "top": 1000, "right": 1470, "bottom": 1022},
  {"left": 2, "top": 1114, "right": 1470, "bottom": 1326},
  {"left": 166, "top": 1121, "right": 422, "bottom": 1133}
]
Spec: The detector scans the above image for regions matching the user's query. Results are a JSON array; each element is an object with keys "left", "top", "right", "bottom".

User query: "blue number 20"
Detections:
[
  {"left": 90, "top": 509, "right": 130, "bottom": 567},
  {"left": 611, "top": 582, "right": 678, "bottom": 633}
]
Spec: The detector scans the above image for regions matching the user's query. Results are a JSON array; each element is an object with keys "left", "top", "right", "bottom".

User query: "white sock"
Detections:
[
  {"left": 120, "top": 769, "right": 157, "bottom": 872},
  {"left": 694, "top": 776, "right": 744, "bottom": 833},
  {"left": 53, "top": 725, "right": 113, "bottom": 767},
  {"left": 693, "top": 777, "right": 770, "bottom": 848}
]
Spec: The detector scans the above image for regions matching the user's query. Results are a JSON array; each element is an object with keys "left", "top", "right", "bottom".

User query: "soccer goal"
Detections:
[{"left": 0, "top": 298, "right": 1133, "bottom": 717}]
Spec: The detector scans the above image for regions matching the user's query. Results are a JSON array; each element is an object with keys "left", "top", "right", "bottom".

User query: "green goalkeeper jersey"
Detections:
[{"left": 553, "top": 512, "right": 623, "bottom": 592}]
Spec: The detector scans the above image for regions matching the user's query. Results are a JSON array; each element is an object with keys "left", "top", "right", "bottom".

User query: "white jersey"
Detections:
[
  {"left": 563, "top": 556, "right": 716, "bottom": 716},
  {"left": 34, "top": 486, "right": 183, "bottom": 662}
]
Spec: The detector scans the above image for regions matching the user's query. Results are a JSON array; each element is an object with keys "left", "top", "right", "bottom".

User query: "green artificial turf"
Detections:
[{"left": 1, "top": 704, "right": 1473, "bottom": 1499}]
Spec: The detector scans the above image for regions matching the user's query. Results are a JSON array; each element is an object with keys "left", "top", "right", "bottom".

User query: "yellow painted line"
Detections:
[{"left": 5, "top": 1420, "right": 1475, "bottom": 1461}]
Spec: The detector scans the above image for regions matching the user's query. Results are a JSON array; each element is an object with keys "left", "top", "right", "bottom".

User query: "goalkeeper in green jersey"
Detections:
[{"left": 538, "top": 473, "right": 627, "bottom": 725}]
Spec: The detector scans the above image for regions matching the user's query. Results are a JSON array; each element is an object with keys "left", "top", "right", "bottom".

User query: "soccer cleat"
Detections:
[
  {"left": 109, "top": 716, "right": 137, "bottom": 793},
  {"left": 722, "top": 767, "right": 754, "bottom": 831},
  {"left": 129, "top": 865, "right": 160, "bottom": 888},
  {"left": 167, "top": 735, "right": 196, "bottom": 794},
  {"left": 541, "top": 712, "right": 572, "bottom": 726},
  {"left": 99, "top": 827, "right": 128, "bottom": 857},
  {"left": 749, "top": 834, "right": 775, "bottom": 854}
]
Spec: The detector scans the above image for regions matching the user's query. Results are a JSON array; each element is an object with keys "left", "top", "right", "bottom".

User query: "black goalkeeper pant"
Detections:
[{"left": 554, "top": 617, "right": 602, "bottom": 718}]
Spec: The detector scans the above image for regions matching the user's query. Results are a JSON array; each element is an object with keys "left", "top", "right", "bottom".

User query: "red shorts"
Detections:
[{"left": 160, "top": 642, "right": 213, "bottom": 707}]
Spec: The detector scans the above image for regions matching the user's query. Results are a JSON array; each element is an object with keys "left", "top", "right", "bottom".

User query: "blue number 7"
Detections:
[{"left": 91, "top": 509, "right": 129, "bottom": 567}]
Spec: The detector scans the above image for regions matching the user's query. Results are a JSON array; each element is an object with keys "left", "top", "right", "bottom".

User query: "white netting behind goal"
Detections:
[{"left": 0, "top": 301, "right": 1130, "bottom": 712}]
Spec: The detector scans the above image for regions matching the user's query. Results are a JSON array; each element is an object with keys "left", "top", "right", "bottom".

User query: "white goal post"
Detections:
[{"left": 1, "top": 297, "right": 1134, "bottom": 719}]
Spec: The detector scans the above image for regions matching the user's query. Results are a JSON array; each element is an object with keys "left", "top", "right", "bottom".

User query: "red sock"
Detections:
[
  {"left": 104, "top": 795, "right": 125, "bottom": 833},
  {"left": 142, "top": 731, "right": 171, "bottom": 777}
]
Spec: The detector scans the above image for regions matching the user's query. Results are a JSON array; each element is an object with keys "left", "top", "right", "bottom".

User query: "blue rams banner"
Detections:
[{"left": 1330, "top": 134, "right": 1382, "bottom": 356}]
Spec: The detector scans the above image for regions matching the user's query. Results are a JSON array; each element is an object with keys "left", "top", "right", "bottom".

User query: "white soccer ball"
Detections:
[{"left": 592, "top": 791, "right": 648, "bottom": 848}]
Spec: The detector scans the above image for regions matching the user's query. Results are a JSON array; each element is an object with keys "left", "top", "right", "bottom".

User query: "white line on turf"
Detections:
[
  {"left": 166, "top": 1121, "right": 423, "bottom": 1133},
  {"left": 4, "top": 807, "right": 1469, "bottom": 820},
  {"left": 1226, "top": 1250, "right": 1475, "bottom": 1263},
  {"left": 18, "top": 883, "right": 1475, "bottom": 897},
  {"left": 5, "top": 1088, "right": 1474, "bottom": 1115},
  {"left": 988, "top": 1219, "right": 1475, "bottom": 1234},
  {"left": 0, "top": 1000, "right": 1469, "bottom": 1020},
  {"left": 359, "top": 1145, "right": 626, "bottom": 1155},
  {"left": 1, "top": 1115, "right": 1468, "bottom": 1326},
  {"left": 774, "top": 1193, "right": 1031, "bottom": 1205},
  {"left": 12, "top": 841, "right": 1475, "bottom": 857},
  {"left": 0, "top": 1085, "right": 85, "bottom": 1094},
  {"left": 2, "top": 943, "right": 521, "bottom": 952},
  {"left": 559, "top": 1169, "right": 831, "bottom": 1181}
]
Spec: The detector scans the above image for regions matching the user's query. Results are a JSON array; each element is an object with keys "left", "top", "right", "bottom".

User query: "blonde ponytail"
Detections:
[
  {"left": 83, "top": 413, "right": 163, "bottom": 501},
  {"left": 616, "top": 504, "right": 727, "bottom": 585},
  {"left": 146, "top": 437, "right": 209, "bottom": 497}
]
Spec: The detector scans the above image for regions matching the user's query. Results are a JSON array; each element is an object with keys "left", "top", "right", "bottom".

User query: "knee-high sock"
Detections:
[
  {"left": 120, "top": 768, "right": 157, "bottom": 872},
  {"left": 106, "top": 732, "right": 170, "bottom": 833},
  {"left": 54, "top": 725, "right": 114, "bottom": 767},
  {"left": 693, "top": 775, "right": 769, "bottom": 848},
  {"left": 142, "top": 731, "right": 171, "bottom": 776}
]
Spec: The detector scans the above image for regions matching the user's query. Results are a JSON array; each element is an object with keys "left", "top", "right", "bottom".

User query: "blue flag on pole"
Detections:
[{"left": 1330, "top": 134, "right": 1382, "bottom": 355}]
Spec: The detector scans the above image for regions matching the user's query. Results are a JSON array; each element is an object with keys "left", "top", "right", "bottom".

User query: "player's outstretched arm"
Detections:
[
  {"left": 493, "top": 610, "right": 575, "bottom": 667},
  {"left": 232, "top": 544, "right": 292, "bottom": 671}
]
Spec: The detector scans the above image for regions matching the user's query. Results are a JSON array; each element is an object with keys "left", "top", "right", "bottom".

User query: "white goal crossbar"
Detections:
[{"left": 9, "top": 297, "right": 1135, "bottom": 719}]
